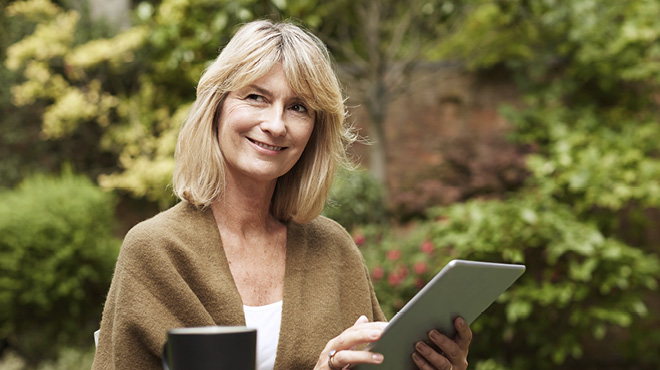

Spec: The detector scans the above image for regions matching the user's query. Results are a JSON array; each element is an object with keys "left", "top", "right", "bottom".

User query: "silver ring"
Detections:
[{"left": 328, "top": 349, "right": 341, "bottom": 370}]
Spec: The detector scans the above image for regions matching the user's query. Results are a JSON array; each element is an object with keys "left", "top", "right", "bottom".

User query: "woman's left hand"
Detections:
[{"left": 412, "top": 317, "right": 472, "bottom": 370}]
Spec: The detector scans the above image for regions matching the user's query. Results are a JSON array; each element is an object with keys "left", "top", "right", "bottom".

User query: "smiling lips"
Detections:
[{"left": 248, "top": 138, "right": 286, "bottom": 151}]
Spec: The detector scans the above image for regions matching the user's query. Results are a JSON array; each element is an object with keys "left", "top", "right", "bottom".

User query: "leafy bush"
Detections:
[
  {"left": 0, "top": 171, "right": 120, "bottom": 363},
  {"left": 323, "top": 168, "right": 387, "bottom": 230},
  {"left": 0, "top": 347, "right": 95, "bottom": 370},
  {"left": 359, "top": 194, "right": 660, "bottom": 369},
  {"left": 422, "top": 2, "right": 660, "bottom": 367},
  {"left": 502, "top": 104, "right": 660, "bottom": 238}
]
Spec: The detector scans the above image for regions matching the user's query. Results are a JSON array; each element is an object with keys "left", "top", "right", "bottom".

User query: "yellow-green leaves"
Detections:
[
  {"left": 4, "top": 0, "right": 59, "bottom": 21},
  {"left": 5, "top": 9, "right": 78, "bottom": 71},
  {"left": 42, "top": 82, "right": 119, "bottom": 138},
  {"left": 65, "top": 26, "right": 148, "bottom": 70},
  {"left": 5, "top": 1, "right": 135, "bottom": 141},
  {"left": 97, "top": 100, "right": 186, "bottom": 207}
]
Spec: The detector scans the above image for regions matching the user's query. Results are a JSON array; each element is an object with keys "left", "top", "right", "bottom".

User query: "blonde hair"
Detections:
[{"left": 173, "top": 20, "right": 355, "bottom": 223}]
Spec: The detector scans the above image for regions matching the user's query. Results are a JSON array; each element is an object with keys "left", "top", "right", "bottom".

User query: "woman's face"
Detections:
[{"left": 217, "top": 64, "right": 315, "bottom": 186}]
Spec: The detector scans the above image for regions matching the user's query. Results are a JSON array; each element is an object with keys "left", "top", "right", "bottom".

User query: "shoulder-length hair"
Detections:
[{"left": 172, "top": 20, "right": 355, "bottom": 223}]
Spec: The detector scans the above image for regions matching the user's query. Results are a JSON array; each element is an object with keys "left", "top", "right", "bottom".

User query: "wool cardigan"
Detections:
[{"left": 92, "top": 201, "right": 386, "bottom": 370}]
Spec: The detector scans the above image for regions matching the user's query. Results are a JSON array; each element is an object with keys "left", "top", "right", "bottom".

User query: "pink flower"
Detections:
[
  {"left": 388, "top": 272, "right": 402, "bottom": 286},
  {"left": 386, "top": 250, "right": 401, "bottom": 261},
  {"left": 353, "top": 233, "right": 366, "bottom": 246},
  {"left": 398, "top": 265, "right": 409, "bottom": 278},
  {"left": 420, "top": 241, "right": 434, "bottom": 255},
  {"left": 413, "top": 261, "right": 428, "bottom": 275},
  {"left": 415, "top": 277, "right": 426, "bottom": 290},
  {"left": 371, "top": 266, "right": 385, "bottom": 280}
]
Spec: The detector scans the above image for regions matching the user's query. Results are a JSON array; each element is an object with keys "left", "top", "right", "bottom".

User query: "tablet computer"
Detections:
[{"left": 355, "top": 259, "right": 525, "bottom": 369}]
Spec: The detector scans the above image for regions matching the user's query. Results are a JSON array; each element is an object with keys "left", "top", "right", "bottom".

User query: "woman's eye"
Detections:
[
  {"left": 247, "top": 94, "right": 264, "bottom": 102},
  {"left": 291, "top": 104, "right": 307, "bottom": 113}
]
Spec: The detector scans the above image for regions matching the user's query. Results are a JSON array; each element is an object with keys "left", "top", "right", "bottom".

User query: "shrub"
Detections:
[
  {"left": 323, "top": 168, "right": 386, "bottom": 230},
  {"left": 359, "top": 194, "right": 660, "bottom": 369},
  {"left": 0, "top": 346, "right": 95, "bottom": 370},
  {"left": 0, "top": 171, "right": 120, "bottom": 363}
]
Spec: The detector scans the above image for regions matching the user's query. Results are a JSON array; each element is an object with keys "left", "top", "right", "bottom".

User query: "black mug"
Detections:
[{"left": 162, "top": 326, "right": 257, "bottom": 370}]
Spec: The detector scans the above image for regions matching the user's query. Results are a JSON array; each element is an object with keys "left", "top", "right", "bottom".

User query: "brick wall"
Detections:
[{"left": 346, "top": 64, "right": 529, "bottom": 215}]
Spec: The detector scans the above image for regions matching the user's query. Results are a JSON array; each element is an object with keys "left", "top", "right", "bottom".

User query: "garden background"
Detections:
[{"left": 1, "top": 0, "right": 660, "bottom": 369}]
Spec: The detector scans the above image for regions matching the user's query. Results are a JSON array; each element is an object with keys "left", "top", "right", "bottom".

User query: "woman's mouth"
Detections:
[{"left": 248, "top": 138, "right": 285, "bottom": 151}]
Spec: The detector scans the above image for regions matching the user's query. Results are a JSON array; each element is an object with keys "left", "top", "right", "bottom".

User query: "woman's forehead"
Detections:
[{"left": 235, "top": 64, "right": 316, "bottom": 103}]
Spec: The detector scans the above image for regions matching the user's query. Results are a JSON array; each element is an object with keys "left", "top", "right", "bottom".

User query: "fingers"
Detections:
[
  {"left": 330, "top": 349, "right": 384, "bottom": 369},
  {"left": 330, "top": 321, "right": 386, "bottom": 350},
  {"left": 319, "top": 318, "right": 387, "bottom": 370},
  {"left": 354, "top": 315, "right": 369, "bottom": 326},
  {"left": 454, "top": 317, "right": 472, "bottom": 351},
  {"left": 412, "top": 342, "right": 452, "bottom": 370},
  {"left": 427, "top": 330, "right": 462, "bottom": 364},
  {"left": 414, "top": 318, "right": 472, "bottom": 370}
]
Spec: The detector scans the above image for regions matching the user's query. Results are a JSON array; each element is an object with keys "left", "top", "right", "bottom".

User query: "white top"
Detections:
[{"left": 243, "top": 300, "right": 283, "bottom": 370}]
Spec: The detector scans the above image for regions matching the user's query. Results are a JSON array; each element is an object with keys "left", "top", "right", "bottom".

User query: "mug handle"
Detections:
[{"left": 162, "top": 343, "right": 170, "bottom": 370}]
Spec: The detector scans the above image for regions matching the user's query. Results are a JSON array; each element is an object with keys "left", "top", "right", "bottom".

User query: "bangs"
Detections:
[
  {"left": 221, "top": 43, "right": 281, "bottom": 92},
  {"left": 215, "top": 21, "right": 342, "bottom": 117},
  {"left": 280, "top": 34, "right": 343, "bottom": 116}
]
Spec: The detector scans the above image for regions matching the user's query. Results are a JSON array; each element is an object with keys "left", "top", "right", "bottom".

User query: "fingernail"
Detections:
[
  {"left": 430, "top": 330, "right": 441, "bottom": 340},
  {"left": 370, "top": 330, "right": 381, "bottom": 339},
  {"left": 415, "top": 341, "right": 430, "bottom": 355},
  {"left": 372, "top": 353, "right": 384, "bottom": 363},
  {"left": 457, "top": 317, "right": 464, "bottom": 327},
  {"left": 354, "top": 315, "right": 368, "bottom": 326}
]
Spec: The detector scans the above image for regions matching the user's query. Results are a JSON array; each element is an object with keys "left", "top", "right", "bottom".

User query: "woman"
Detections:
[{"left": 92, "top": 20, "right": 471, "bottom": 370}]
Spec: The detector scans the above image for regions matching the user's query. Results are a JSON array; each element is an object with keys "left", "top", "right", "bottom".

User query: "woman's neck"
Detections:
[{"left": 211, "top": 174, "right": 280, "bottom": 238}]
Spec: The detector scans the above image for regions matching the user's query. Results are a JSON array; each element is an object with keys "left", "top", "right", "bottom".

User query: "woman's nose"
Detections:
[{"left": 260, "top": 106, "right": 287, "bottom": 136}]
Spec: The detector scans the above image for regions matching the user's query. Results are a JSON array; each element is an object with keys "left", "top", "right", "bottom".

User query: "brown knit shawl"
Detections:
[{"left": 92, "top": 202, "right": 385, "bottom": 370}]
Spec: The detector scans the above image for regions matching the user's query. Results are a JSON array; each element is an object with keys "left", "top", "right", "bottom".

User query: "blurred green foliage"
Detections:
[
  {"left": 0, "top": 0, "right": 122, "bottom": 189},
  {"left": 0, "top": 347, "right": 95, "bottom": 370},
  {"left": 360, "top": 194, "right": 659, "bottom": 369},
  {"left": 0, "top": 170, "right": 120, "bottom": 363},
  {"left": 427, "top": 198, "right": 658, "bottom": 369},
  {"left": 358, "top": 0, "right": 660, "bottom": 368},
  {"left": 0, "top": 0, "right": 52, "bottom": 187},
  {"left": 505, "top": 105, "right": 660, "bottom": 223},
  {"left": 323, "top": 168, "right": 387, "bottom": 230}
]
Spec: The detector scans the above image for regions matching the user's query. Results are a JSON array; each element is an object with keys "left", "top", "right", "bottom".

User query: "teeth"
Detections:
[{"left": 253, "top": 140, "right": 283, "bottom": 151}]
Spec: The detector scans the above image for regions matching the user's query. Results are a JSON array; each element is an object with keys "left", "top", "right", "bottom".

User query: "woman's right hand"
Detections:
[{"left": 314, "top": 315, "right": 387, "bottom": 370}]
